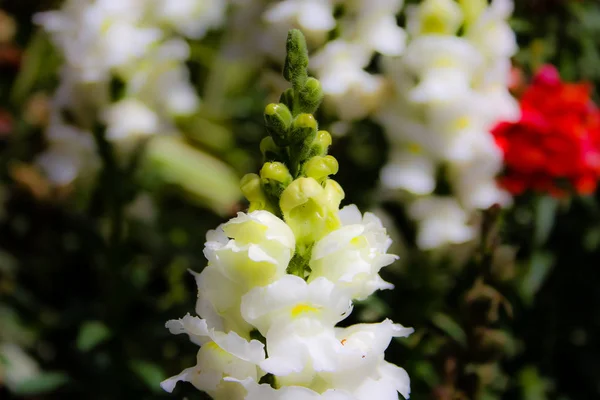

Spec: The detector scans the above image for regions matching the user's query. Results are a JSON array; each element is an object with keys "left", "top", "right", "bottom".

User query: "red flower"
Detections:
[{"left": 492, "top": 65, "right": 600, "bottom": 196}]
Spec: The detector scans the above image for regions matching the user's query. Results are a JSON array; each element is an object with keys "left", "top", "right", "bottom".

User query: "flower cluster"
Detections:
[
  {"left": 162, "top": 30, "right": 412, "bottom": 399},
  {"left": 262, "top": 0, "right": 406, "bottom": 121},
  {"left": 377, "top": 0, "right": 520, "bottom": 249},
  {"left": 492, "top": 65, "right": 600, "bottom": 196},
  {"left": 34, "top": 0, "right": 227, "bottom": 185}
]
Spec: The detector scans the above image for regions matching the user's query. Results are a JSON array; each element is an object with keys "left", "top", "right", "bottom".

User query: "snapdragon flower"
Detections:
[
  {"left": 378, "top": 0, "right": 520, "bottom": 249},
  {"left": 34, "top": 0, "right": 226, "bottom": 185},
  {"left": 162, "top": 30, "right": 412, "bottom": 399}
]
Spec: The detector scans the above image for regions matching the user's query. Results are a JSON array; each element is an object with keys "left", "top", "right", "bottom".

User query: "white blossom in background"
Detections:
[
  {"left": 162, "top": 207, "right": 412, "bottom": 399},
  {"left": 33, "top": 0, "right": 227, "bottom": 185},
  {"left": 377, "top": 0, "right": 519, "bottom": 250},
  {"left": 261, "top": 0, "right": 405, "bottom": 121}
]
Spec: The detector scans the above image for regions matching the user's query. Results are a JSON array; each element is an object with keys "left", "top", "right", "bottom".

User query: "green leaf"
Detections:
[
  {"left": 10, "top": 31, "right": 58, "bottom": 105},
  {"left": 76, "top": 321, "right": 111, "bottom": 352},
  {"left": 519, "top": 251, "right": 555, "bottom": 306},
  {"left": 413, "top": 361, "right": 439, "bottom": 387},
  {"left": 519, "top": 366, "right": 551, "bottom": 400},
  {"left": 431, "top": 313, "right": 467, "bottom": 347},
  {"left": 130, "top": 360, "right": 166, "bottom": 392},
  {"left": 12, "top": 372, "right": 69, "bottom": 395},
  {"left": 141, "top": 136, "right": 241, "bottom": 217},
  {"left": 533, "top": 195, "right": 558, "bottom": 247}
]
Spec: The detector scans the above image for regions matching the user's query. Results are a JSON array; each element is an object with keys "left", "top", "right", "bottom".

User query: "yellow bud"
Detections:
[
  {"left": 280, "top": 177, "right": 343, "bottom": 247},
  {"left": 303, "top": 156, "right": 339, "bottom": 182},
  {"left": 260, "top": 162, "right": 292, "bottom": 184},
  {"left": 309, "top": 130, "right": 332, "bottom": 157},
  {"left": 316, "top": 130, "right": 332, "bottom": 149},
  {"left": 240, "top": 173, "right": 276, "bottom": 213}
]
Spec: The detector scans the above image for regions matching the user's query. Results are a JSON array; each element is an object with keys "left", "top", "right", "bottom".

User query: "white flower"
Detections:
[
  {"left": 204, "top": 211, "right": 295, "bottom": 288},
  {"left": 36, "top": 121, "right": 99, "bottom": 185},
  {"left": 402, "top": 36, "right": 482, "bottom": 103},
  {"left": 193, "top": 265, "right": 251, "bottom": 335},
  {"left": 322, "top": 320, "right": 413, "bottom": 399},
  {"left": 125, "top": 40, "right": 199, "bottom": 117},
  {"left": 311, "top": 40, "right": 386, "bottom": 120},
  {"left": 153, "top": 0, "right": 227, "bottom": 39},
  {"left": 408, "top": 197, "right": 476, "bottom": 249},
  {"left": 405, "top": 0, "right": 463, "bottom": 36},
  {"left": 161, "top": 314, "right": 265, "bottom": 398},
  {"left": 309, "top": 205, "right": 397, "bottom": 300},
  {"left": 102, "top": 99, "right": 160, "bottom": 141},
  {"left": 349, "top": 0, "right": 405, "bottom": 56},
  {"left": 449, "top": 137, "right": 512, "bottom": 210},
  {"left": 241, "top": 275, "right": 352, "bottom": 378},
  {"left": 35, "top": 0, "right": 162, "bottom": 82},
  {"left": 378, "top": 0, "right": 517, "bottom": 249},
  {"left": 194, "top": 211, "right": 295, "bottom": 334},
  {"left": 380, "top": 150, "right": 436, "bottom": 195},
  {"left": 228, "top": 377, "right": 358, "bottom": 400},
  {"left": 465, "top": 0, "right": 517, "bottom": 60},
  {"left": 264, "top": 0, "right": 336, "bottom": 34}
]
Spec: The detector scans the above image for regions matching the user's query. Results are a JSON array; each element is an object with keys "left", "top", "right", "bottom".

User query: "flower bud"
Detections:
[
  {"left": 240, "top": 173, "right": 276, "bottom": 213},
  {"left": 260, "top": 136, "right": 281, "bottom": 161},
  {"left": 311, "top": 130, "right": 332, "bottom": 157},
  {"left": 279, "top": 88, "right": 295, "bottom": 111},
  {"left": 303, "top": 156, "right": 339, "bottom": 182},
  {"left": 289, "top": 113, "right": 317, "bottom": 145},
  {"left": 283, "top": 29, "right": 309, "bottom": 86},
  {"left": 264, "top": 103, "right": 292, "bottom": 147},
  {"left": 297, "top": 77, "right": 324, "bottom": 115},
  {"left": 260, "top": 162, "right": 292, "bottom": 200},
  {"left": 280, "top": 177, "right": 343, "bottom": 248},
  {"left": 260, "top": 162, "right": 292, "bottom": 185}
]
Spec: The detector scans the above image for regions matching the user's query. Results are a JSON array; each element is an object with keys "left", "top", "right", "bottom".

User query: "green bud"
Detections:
[
  {"left": 240, "top": 173, "right": 276, "bottom": 214},
  {"left": 283, "top": 29, "right": 309, "bottom": 88},
  {"left": 260, "top": 136, "right": 282, "bottom": 161},
  {"left": 289, "top": 113, "right": 317, "bottom": 145},
  {"left": 279, "top": 88, "right": 295, "bottom": 111},
  {"left": 260, "top": 162, "right": 292, "bottom": 185},
  {"left": 303, "top": 156, "right": 339, "bottom": 182},
  {"left": 264, "top": 103, "right": 293, "bottom": 147},
  {"left": 296, "top": 77, "right": 324, "bottom": 115}
]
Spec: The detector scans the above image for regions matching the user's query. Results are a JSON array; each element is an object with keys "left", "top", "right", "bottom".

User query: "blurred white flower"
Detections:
[
  {"left": 35, "top": 0, "right": 223, "bottom": 184},
  {"left": 408, "top": 197, "right": 476, "bottom": 250},
  {"left": 264, "top": 0, "right": 337, "bottom": 34},
  {"left": 153, "top": 0, "right": 227, "bottom": 39},
  {"left": 380, "top": 150, "right": 436, "bottom": 195},
  {"left": 378, "top": 0, "right": 518, "bottom": 249},
  {"left": 36, "top": 118, "right": 99, "bottom": 185},
  {"left": 102, "top": 99, "right": 160, "bottom": 141}
]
